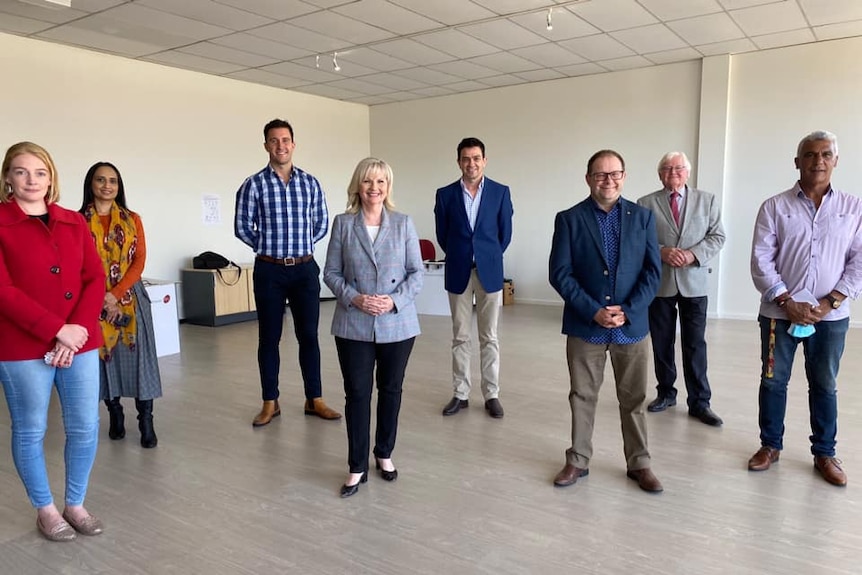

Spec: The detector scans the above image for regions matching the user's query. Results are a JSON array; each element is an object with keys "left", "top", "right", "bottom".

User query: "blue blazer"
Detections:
[
  {"left": 323, "top": 209, "right": 423, "bottom": 343},
  {"left": 434, "top": 177, "right": 513, "bottom": 294},
  {"left": 548, "top": 197, "right": 660, "bottom": 339}
]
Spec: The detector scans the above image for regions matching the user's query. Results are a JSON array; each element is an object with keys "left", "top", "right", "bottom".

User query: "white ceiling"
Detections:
[{"left": 3, "top": 0, "right": 861, "bottom": 105}]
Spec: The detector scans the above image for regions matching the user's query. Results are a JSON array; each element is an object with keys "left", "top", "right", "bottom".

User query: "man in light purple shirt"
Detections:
[{"left": 748, "top": 130, "right": 862, "bottom": 487}]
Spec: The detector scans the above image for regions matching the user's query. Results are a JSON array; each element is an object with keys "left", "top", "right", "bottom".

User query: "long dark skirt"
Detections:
[{"left": 99, "top": 281, "right": 163, "bottom": 401}]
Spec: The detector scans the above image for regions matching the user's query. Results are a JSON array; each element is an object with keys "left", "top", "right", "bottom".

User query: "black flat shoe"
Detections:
[
  {"left": 340, "top": 471, "right": 368, "bottom": 498},
  {"left": 375, "top": 459, "right": 398, "bottom": 482}
]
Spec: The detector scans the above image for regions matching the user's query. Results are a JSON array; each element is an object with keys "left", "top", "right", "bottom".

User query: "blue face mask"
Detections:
[{"left": 787, "top": 323, "right": 816, "bottom": 338}]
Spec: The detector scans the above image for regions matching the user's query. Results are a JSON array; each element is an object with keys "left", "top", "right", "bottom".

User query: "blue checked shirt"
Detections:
[
  {"left": 234, "top": 164, "right": 329, "bottom": 258},
  {"left": 584, "top": 199, "right": 644, "bottom": 346}
]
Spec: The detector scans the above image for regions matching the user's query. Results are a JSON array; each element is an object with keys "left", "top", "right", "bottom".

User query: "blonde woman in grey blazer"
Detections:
[{"left": 323, "top": 158, "right": 423, "bottom": 498}]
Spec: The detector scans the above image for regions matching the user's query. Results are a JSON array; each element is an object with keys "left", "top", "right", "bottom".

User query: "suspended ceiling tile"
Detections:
[
  {"left": 729, "top": 0, "right": 808, "bottom": 37},
  {"left": 332, "top": 0, "right": 440, "bottom": 35},
  {"left": 611, "top": 23, "right": 688, "bottom": 53},
  {"left": 559, "top": 33, "right": 635, "bottom": 61},
  {"left": 569, "top": 0, "right": 659, "bottom": 32},
  {"left": 667, "top": 12, "right": 745, "bottom": 45}
]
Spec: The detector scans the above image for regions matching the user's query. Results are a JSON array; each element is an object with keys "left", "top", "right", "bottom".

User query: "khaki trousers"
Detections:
[
  {"left": 565, "top": 336, "right": 651, "bottom": 470},
  {"left": 448, "top": 269, "right": 502, "bottom": 400}
]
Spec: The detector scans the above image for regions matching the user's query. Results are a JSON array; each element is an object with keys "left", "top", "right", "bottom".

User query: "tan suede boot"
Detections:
[{"left": 304, "top": 397, "right": 342, "bottom": 420}]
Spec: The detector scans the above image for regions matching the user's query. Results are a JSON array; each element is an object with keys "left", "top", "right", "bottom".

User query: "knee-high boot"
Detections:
[
  {"left": 135, "top": 399, "right": 158, "bottom": 448},
  {"left": 105, "top": 397, "right": 125, "bottom": 440}
]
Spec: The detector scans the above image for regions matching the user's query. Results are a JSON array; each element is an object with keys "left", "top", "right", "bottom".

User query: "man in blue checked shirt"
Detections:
[{"left": 235, "top": 118, "right": 342, "bottom": 427}]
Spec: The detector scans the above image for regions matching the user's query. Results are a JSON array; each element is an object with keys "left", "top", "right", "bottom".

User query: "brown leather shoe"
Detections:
[
  {"left": 304, "top": 398, "right": 342, "bottom": 420},
  {"left": 553, "top": 463, "right": 589, "bottom": 487},
  {"left": 748, "top": 446, "right": 780, "bottom": 471},
  {"left": 252, "top": 400, "right": 281, "bottom": 427},
  {"left": 814, "top": 456, "right": 847, "bottom": 486},
  {"left": 627, "top": 468, "right": 664, "bottom": 493}
]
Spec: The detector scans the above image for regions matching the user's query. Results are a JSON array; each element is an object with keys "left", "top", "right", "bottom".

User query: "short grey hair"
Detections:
[
  {"left": 657, "top": 151, "right": 691, "bottom": 173},
  {"left": 797, "top": 130, "right": 838, "bottom": 158}
]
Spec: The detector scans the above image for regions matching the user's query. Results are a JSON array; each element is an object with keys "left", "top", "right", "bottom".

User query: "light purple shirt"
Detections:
[{"left": 751, "top": 183, "right": 862, "bottom": 320}]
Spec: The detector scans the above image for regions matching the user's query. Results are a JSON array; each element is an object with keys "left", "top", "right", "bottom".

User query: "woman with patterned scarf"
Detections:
[{"left": 79, "top": 162, "right": 162, "bottom": 448}]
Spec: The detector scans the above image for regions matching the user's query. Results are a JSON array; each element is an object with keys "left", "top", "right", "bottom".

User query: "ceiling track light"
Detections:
[
  {"left": 332, "top": 52, "right": 341, "bottom": 72},
  {"left": 315, "top": 55, "right": 320, "bottom": 68},
  {"left": 546, "top": 7, "right": 553, "bottom": 31}
]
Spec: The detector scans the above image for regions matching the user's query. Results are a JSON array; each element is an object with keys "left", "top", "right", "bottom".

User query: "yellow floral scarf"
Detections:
[{"left": 84, "top": 202, "right": 139, "bottom": 360}]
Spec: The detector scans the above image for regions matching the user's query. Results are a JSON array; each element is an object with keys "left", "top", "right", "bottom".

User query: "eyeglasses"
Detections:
[
  {"left": 659, "top": 166, "right": 687, "bottom": 173},
  {"left": 590, "top": 171, "right": 624, "bottom": 181}
]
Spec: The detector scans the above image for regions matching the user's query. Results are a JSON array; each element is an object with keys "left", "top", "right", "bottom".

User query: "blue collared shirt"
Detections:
[
  {"left": 234, "top": 164, "right": 329, "bottom": 258},
  {"left": 583, "top": 199, "right": 644, "bottom": 345},
  {"left": 460, "top": 177, "right": 484, "bottom": 231}
]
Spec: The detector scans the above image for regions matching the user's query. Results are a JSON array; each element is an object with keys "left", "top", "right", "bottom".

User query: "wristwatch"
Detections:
[{"left": 825, "top": 293, "right": 842, "bottom": 309}]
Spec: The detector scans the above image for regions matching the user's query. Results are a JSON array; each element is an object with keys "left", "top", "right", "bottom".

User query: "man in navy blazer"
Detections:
[
  {"left": 435, "top": 137, "right": 513, "bottom": 419},
  {"left": 549, "top": 149, "right": 663, "bottom": 493}
]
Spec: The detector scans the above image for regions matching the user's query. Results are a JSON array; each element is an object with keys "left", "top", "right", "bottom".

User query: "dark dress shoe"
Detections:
[
  {"left": 553, "top": 463, "right": 589, "bottom": 487},
  {"left": 814, "top": 456, "right": 847, "bottom": 486},
  {"left": 340, "top": 471, "right": 368, "bottom": 498},
  {"left": 442, "top": 397, "right": 468, "bottom": 416},
  {"left": 485, "top": 398, "right": 504, "bottom": 418},
  {"left": 748, "top": 446, "right": 780, "bottom": 471},
  {"left": 689, "top": 406, "right": 723, "bottom": 427},
  {"left": 626, "top": 468, "right": 664, "bottom": 493},
  {"left": 375, "top": 459, "right": 398, "bottom": 482},
  {"left": 647, "top": 396, "right": 677, "bottom": 412}
]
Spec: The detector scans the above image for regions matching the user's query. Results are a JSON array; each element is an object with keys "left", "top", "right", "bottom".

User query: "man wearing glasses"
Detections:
[
  {"left": 637, "top": 153, "right": 726, "bottom": 426},
  {"left": 549, "top": 149, "right": 663, "bottom": 493}
]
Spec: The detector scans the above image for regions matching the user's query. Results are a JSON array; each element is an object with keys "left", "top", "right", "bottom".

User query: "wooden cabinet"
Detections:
[{"left": 181, "top": 265, "right": 256, "bottom": 326}]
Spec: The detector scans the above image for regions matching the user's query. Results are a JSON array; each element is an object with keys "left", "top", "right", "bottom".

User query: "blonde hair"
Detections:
[
  {"left": 346, "top": 157, "right": 395, "bottom": 214},
  {"left": 1, "top": 141, "right": 60, "bottom": 204}
]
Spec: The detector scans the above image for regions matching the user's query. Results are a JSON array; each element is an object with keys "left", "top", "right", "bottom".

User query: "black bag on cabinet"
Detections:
[{"left": 192, "top": 251, "right": 241, "bottom": 286}]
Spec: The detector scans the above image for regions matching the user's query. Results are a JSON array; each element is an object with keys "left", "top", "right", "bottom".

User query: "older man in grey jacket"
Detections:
[{"left": 637, "top": 152, "right": 726, "bottom": 426}]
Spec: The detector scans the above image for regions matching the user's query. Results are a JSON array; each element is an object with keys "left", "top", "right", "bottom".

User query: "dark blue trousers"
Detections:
[{"left": 253, "top": 259, "right": 321, "bottom": 402}]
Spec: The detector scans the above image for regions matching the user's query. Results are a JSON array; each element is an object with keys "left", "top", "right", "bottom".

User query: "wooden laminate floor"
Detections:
[{"left": 1, "top": 302, "right": 860, "bottom": 574}]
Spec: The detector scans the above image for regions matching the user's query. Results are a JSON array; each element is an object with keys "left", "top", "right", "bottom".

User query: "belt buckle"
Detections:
[{"left": 282, "top": 257, "right": 296, "bottom": 266}]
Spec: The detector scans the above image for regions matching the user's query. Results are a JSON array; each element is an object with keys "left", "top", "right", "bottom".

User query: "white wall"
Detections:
[
  {"left": 7, "top": 31, "right": 862, "bottom": 321},
  {"left": 371, "top": 61, "right": 702, "bottom": 305},
  {"left": 372, "top": 38, "right": 862, "bottom": 320},
  {"left": 0, "top": 33, "right": 370, "bottom": 291},
  {"left": 721, "top": 37, "right": 862, "bottom": 320}
]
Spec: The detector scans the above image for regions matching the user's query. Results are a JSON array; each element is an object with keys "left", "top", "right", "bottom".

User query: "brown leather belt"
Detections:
[{"left": 256, "top": 254, "right": 313, "bottom": 266}]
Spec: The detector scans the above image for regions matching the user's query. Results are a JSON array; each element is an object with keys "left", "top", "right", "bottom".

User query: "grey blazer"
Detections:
[
  {"left": 637, "top": 186, "right": 726, "bottom": 298},
  {"left": 323, "top": 209, "right": 423, "bottom": 343}
]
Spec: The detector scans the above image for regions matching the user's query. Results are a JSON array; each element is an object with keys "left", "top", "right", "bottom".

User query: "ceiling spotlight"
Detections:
[
  {"left": 546, "top": 7, "right": 553, "bottom": 31},
  {"left": 332, "top": 52, "right": 341, "bottom": 72},
  {"left": 315, "top": 55, "right": 320, "bottom": 69}
]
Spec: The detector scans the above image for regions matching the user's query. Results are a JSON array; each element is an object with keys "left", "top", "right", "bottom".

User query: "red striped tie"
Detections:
[{"left": 670, "top": 192, "right": 681, "bottom": 227}]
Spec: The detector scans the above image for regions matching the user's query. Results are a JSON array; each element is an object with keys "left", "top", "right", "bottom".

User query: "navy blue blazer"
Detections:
[
  {"left": 548, "top": 197, "right": 660, "bottom": 340},
  {"left": 434, "top": 177, "right": 513, "bottom": 294}
]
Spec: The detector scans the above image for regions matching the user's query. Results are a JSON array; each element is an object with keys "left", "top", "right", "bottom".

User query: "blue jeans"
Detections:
[
  {"left": 0, "top": 350, "right": 100, "bottom": 508},
  {"left": 757, "top": 316, "right": 848, "bottom": 457},
  {"left": 253, "top": 259, "right": 322, "bottom": 401}
]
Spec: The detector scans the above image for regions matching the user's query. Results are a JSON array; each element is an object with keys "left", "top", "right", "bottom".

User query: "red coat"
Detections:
[{"left": 0, "top": 200, "right": 105, "bottom": 361}]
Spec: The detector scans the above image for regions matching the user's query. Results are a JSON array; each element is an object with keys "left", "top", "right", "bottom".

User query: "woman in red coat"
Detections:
[{"left": 0, "top": 142, "right": 105, "bottom": 541}]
